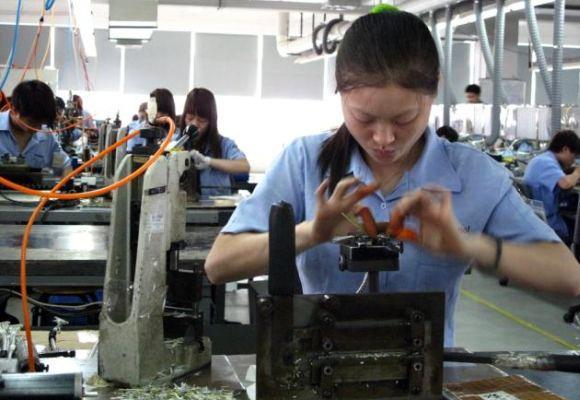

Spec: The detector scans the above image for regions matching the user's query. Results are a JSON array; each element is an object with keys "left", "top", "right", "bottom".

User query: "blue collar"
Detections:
[{"left": 347, "top": 128, "right": 463, "bottom": 201}]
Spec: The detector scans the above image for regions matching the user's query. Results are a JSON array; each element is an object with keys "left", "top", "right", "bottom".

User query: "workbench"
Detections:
[
  {"left": 0, "top": 201, "right": 235, "bottom": 226},
  {"left": 37, "top": 349, "right": 580, "bottom": 399},
  {"left": 0, "top": 224, "right": 221, "bottom": 287}
]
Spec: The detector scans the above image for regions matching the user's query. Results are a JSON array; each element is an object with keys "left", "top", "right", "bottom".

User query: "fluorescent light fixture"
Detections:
[
  {"left": 70, "top": 0, "right": 97, "bottom": 58},
  {"left": 109, "top": 0, "right": 157, "bottom": 44},
  {"left": 109, "top": 27, "right": 154, "bottom": 41}
]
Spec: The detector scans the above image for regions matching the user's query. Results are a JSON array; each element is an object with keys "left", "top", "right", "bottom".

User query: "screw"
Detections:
[
  {"left": 412, "top": 312, "right": 424, "bottom": 322},
  {"left": 413, "top": 362, "right": 423, "bottom": 372},
  {"left": 321, "top": 313, "right": 335, "bottom": 326},
  {"left": 412, "top": 338, "right": 423, "bottom": 347},
  {"left": 322, "top": 338, "right": 334, "bottom": 352},
  {"left": 411, "top": 386, "right": 421, "bottom": 395},
  {"left": 322, "top": 389, "right": 333, "bottom": 398},
  {"left": 323, "top": 365, "right": 333, "bottom": 376}
]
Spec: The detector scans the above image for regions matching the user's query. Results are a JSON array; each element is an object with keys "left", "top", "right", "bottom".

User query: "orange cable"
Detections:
[{"left": 19, "top": 117, "right": 175, "bottom": 372}]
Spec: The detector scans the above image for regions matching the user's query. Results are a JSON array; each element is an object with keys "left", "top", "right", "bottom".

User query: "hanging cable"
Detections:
[
  {"left": 0, "top": 0, "right": 24, "bottom": 92},
  {"left": 45, "top": 0, "right": 57, "bottom": 11}
]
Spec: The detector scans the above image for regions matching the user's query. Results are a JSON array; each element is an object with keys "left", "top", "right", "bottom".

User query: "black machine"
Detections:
[{"left": 256, "top": 202, "right": 445, "bottom": 399}]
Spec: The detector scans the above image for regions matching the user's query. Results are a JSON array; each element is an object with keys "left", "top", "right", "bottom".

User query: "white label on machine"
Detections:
[
  {"left": 480, "top": 392, "right": 519, "bottom": 400},
  {"left": 147, "top": 213, "right": 164, "bottom": 233}
]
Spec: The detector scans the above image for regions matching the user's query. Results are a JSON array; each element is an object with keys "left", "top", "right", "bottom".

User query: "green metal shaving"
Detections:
[{"left": 111, "top": 383, "right": 234, "bottom": 400}]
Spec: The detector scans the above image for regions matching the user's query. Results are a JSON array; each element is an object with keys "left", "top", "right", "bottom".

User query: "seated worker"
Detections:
[
  {"left": 126, "top": 102, "right": 148, "bottom": 151},
  {"left": 55, "top": 96, "right": 82, "bottom": 144},
  {"left": 436, "top": 125, "right": 459, "bottom": 142},
  {"left": 72, "top": 94, "right": 97, "bottom": 131},
  {"left": 181, "top": 88, "right": 250, "bottom": 196},
  {"left": 205, "top": 9, "right": 580, "bottom": 348},
  {"left": 524, "top": 130, "right": 580, "bottom": 244},
  {"left": 465, "top": 84, "right": 482, "bottom": 104},
  {"left": 0, "top": 80, "right": 70, "bottom": 176}
]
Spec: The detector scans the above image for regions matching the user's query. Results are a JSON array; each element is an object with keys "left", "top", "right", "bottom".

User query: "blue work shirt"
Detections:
[
  {"left": 224, "top": 128, "right": 560, "bottom": 347},
  {"left": 126, "top": 120, "right": 147, "bottom": 151},
  {"left": 0, "top": 111, "right": 70, "bottom": 170},
  {"left": 523, "top": 151, "right": 568, "bottom": 239},
  {"left": 199, "top": 136, "right": 246, "bottom": 197}
]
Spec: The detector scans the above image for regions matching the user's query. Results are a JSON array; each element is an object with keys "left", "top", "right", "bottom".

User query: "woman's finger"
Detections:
[
  {"left": 331, "top": 176, "right": 361, "bottom": 199},
  {"left": 315, "top": 179, "right": 330, "bottom": 206}
]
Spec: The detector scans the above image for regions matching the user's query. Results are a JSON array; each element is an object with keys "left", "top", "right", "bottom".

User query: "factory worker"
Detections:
[
  {"left": 524, "top": 130, "right": 580, "bottom": 244},
  {"left": 0, "top": 80, "right": 70, "bottom": 176},
  {"left": 181, "top": 88, "right": 250, "bottom": 196},
  {"left": 71, "top": 94, "right": 97, "bottom": 131},
  {"left": 205, "top": 8, "right": 580, "bottom": 347},
  {"left": 126, "top": 102, "right": 148, "bottom": 151}
]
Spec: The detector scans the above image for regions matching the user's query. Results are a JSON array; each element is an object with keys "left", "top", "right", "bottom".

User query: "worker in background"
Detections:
[
  {"left": 180, "top": 88, "right": 250, "bottom": 196},
  {"left": 55, "top": 96, "right": 82, "bottom": 144},
  {"left": 71, "top": 94, "right": 97, "bottom": 131},
  {"left": 126, "top": 102, "right": 148, "bottom": 151},
  {"left": 205, "top": 8, "right": 580, "bottom": 347},
  {"left": 436, "top": 125, "right": 459, "bottom": 142},
  {"left": 465, "top": 84, "right": 482, "bottom": 104},
  {"left": 523, "top": 130, "right": 580, "bottom": 244},
  {"left": 0, "top": 80, "right": 70, "bottom": 175}
]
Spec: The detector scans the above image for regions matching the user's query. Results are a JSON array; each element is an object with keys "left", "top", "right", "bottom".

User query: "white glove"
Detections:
[{"left": 189, "top": 149, "right": 211, "bottom": 170}]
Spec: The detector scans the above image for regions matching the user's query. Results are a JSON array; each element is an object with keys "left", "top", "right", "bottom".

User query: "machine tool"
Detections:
[
  {"left": 256, "top": 201, "right": 445, "bottom": 399},
  {"left": 99, "top": 126, "right": 210, "bottom": 386}
]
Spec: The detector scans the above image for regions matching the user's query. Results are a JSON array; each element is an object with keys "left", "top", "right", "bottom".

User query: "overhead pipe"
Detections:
[
  {"left": 525, "top": 0, "right": 553, "bottom": 99},
  {"left": 488, "top": 0, "right": 506, "bottom": 146},
  {"left": 551, "top": 0, "right": 565, "bottom": 134},
  {"left": 276, "top": 12, "right": 351, "bottom": 58},
  {"left": 443, "top": 5, "right": 455, "bottom": 126},
  {"left": 474, "top": 0, "right": 508, "bottom": 103}
]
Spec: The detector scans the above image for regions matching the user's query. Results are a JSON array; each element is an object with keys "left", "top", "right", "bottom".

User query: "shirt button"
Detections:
[{"left": 380, "top": 202, "right": 387, "bottom": 210}]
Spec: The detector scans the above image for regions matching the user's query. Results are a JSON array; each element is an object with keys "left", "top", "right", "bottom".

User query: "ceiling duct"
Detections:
[{"left": 109, "top": 0, "right": 158, "bottom": 46}]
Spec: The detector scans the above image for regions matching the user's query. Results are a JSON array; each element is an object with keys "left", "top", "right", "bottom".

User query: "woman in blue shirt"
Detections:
[
  {"left": 205, "top": 9, "right": 580, "bottom": 345},
  {"left": 180, "top": 88, "right": 250, "bottom": 196}
]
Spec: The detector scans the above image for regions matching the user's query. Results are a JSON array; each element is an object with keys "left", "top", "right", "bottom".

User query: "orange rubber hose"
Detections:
[{"left": 19, "top": 117, "right": 174, "bottom": 372}]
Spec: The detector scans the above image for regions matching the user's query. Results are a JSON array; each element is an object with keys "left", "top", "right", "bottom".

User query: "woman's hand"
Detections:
[
  {"left": 308, "top": 177, "right": 379, "bottom": 246},
  {"left": 390, "top": 187, "right": 469, "bottom": 258}
]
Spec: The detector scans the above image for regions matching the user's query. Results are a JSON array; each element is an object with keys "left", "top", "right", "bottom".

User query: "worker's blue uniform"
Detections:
[
  {"left": 0, "top": 111, "right": 70, "bottom": 170},
  {"left": 223, "top": 129, "right": 560, "bottom": 347},
  {"left": 125, "top": 120, "right": 147, "bottom": 151},
  {"left": 523, "top": 151, "right": 569, "bottom": 240},
  {"left": 199, "top": 137, "right": 246, "bottom": 197}
]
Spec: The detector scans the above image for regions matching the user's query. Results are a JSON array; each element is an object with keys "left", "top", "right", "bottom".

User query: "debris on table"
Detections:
[{"left": 110, "top": 382, "right": 234, "bottom": 400}]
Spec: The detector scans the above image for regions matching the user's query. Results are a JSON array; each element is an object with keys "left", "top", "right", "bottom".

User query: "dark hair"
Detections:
[
  {"left": 11, "top": 80, "right": 57, "bottom": 128},
  {"left": 55, "top": 97, "right": 65, "bottom": 113},
  {"left": 465, "top": 84, "right": 481, "bottom": 95},
  {"left": 549, "top": 130, "right": 580, "bottom": 154},
  {"left": 132, "top": 114, "right": 138, "bottom": 121},
  {"left": 72, "top": 94, "right": 83, "bottom": 111},
  {"left": 150, "top": 88, "right": 176, "bottom": 122},
  {"left": 181, "top": 88, "right": 222, "bottom": 159},
  {"left": 436, "top": 126, "right": 459, "bottom": 143},
  {"left": 319, "top": 11, "right": 440, "bottom": 192}
]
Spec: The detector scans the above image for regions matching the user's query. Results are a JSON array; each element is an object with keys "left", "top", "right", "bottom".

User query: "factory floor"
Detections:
[{"left": 225, "top": 269, "right": 580, "bottom": 352}]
